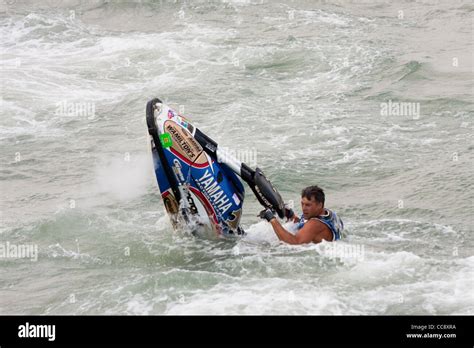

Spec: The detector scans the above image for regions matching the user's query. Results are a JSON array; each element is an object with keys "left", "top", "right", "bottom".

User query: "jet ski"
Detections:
[{"left": 146, "top": 98, "right": 285, "bottom": 238}]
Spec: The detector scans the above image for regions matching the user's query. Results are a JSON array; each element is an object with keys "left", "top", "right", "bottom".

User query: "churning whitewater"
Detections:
[{"left": 1, "top": 1, "right": 473, "bottom": 314}]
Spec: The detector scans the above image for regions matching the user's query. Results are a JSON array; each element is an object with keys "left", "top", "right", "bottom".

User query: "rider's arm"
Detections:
[{"left": 269, "top": 218, "right": 318, "bottom": 244}]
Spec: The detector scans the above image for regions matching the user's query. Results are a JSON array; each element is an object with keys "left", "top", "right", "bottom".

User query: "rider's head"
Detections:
[{"left": 301, "top": 185, "right": 325, "bottom": 219}]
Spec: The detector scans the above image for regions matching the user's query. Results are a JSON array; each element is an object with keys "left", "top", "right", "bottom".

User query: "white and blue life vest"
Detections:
[{"left": 296, "top": 208, "right": 344, "bottom": 241}]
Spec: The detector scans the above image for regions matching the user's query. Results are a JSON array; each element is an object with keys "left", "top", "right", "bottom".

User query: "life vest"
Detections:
[{"left": 296, "top": 208, "right": 344, "bottom": 241}]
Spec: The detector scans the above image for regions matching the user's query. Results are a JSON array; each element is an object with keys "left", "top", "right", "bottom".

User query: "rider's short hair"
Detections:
[{"left": 301, "top": 185, "right": 325, "bottom": 206}]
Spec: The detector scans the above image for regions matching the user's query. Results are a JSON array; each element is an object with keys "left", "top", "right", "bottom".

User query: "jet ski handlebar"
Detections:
[{"left": 194, "top": 129, "right": 285, "bottom": 219}]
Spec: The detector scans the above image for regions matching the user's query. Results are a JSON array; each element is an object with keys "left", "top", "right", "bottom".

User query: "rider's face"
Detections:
[{"left": 301, "top": 196, "right": 323, "bottom": 219}]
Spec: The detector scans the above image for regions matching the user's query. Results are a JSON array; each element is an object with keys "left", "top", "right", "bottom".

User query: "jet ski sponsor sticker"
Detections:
[
  {"left": 172, "top": 159, "right": 186, "bottom": 183},
  {"left": 226, "top": 208, "right": 242, "bottom": 230},
  {"left": 195, "top": 169, "right": 233, "bottom": 215},
  {"left": 160, "top": 133, "right": 172, "bottom": 148},
  {"left": 164, "top": 121, "right": 203, "bottom": 162},
  {"left": 186, "top": 123, "right": 194, "bottom": 134},
  {"left": 232, "top": 193, "right": 241, "bottom": 205}
]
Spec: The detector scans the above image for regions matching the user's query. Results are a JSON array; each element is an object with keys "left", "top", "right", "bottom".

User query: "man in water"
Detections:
[{"left": 258, "top": 185, "right": 344, "bottom": 245}]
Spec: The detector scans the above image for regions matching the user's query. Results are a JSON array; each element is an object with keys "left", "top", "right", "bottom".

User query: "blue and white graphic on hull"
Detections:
[{"left": 146, "top": 99, "right": 245, "bottom": 237}]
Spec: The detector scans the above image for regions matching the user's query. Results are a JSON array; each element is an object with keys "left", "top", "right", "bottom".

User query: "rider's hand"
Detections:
[
  {"left": 258, "top": 209, "right": 276, "bottom": 222},
  {"left": 284, "top": 203, "right": 295, "bottom": 221}
]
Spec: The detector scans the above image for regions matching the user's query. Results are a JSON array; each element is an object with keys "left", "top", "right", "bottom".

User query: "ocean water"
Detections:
[{"left": 0, "top": 0, "right": 473, "bottom": 315}]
